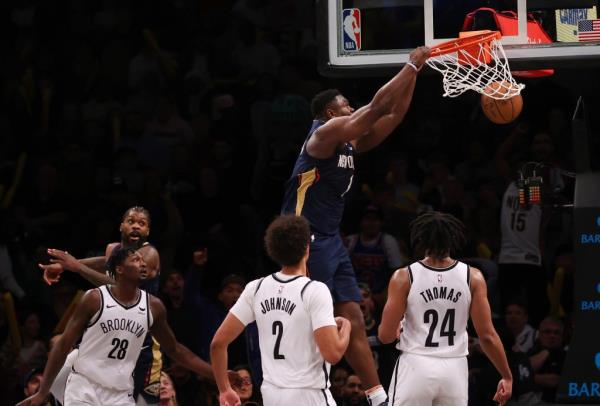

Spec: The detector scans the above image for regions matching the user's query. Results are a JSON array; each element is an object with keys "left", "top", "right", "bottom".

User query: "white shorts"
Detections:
[
  {"left": 50, "top": 348, "right": 78, "bottom": 404},
  {"left": 388, "top": 352, "right": 468, "bottom": 406},
  {"left": 261, "top": 382, "right": 336, "bottom": 406},
  {"left": 64, "top": 371, "right": 135, "bottom": 406}
]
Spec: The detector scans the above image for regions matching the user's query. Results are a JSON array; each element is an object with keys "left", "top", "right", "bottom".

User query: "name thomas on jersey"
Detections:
[{"left": 419, "top": 286, "right": 463, "bottom": 304}]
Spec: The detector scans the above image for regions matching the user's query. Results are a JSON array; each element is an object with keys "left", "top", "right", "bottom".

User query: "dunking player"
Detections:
[
  {"left": 378, "top": 212, "right": 512, "bottom": 405},
  {"left": 211, "top": 215, "right": 351, "bottom": 406},
  {"left": 281, "top": 47, "right": 430, "bottom": 405},
  {"left": 17, "top": 247, "right": 216, "bottom": 406},
  {"left": 40, "top": 207, "right": 163, "bottom": 405}
]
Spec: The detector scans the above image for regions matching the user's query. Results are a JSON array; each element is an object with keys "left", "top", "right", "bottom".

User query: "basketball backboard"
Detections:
[{"left": 317, "top": 0, "right": 600, "bottom": 76}]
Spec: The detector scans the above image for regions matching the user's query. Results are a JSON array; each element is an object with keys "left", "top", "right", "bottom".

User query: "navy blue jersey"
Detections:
[{"left": 281, "top": 120, "right": 355, "bottom": 235}]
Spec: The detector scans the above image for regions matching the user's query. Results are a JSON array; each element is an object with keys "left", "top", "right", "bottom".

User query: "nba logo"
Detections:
[
  {"left": 342, "top": 8, "right": 361, "bottom": 51},
  {"left": 438, "top": 274, "right": 443, "bottom": 283}
]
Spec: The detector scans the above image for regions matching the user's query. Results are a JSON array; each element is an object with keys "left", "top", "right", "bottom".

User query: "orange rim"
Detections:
[{"left": 429, "top": 31, "right": 502, "bottom": 57}]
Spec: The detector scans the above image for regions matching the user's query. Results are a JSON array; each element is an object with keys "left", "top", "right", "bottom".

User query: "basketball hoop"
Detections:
[{"left": 426, "top": 30, "right": 525, "bottom": 100}]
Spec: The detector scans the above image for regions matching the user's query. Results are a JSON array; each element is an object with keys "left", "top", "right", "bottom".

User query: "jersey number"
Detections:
[
  {"left": 272, "top": 321, "right": 285, "bottom": 359},
  {"left": 424, "top": 309, "right": 456, "bottom": 347},
  {"left": 510, "top": 212, "right": 526, "bottom": 231},
  {"left": 108, "top": 338, "right": 129, "bottom": 360}
]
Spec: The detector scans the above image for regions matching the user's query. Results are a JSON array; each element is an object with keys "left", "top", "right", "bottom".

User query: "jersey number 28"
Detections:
[
  {"left": 108, "top": 338, "right": 129, "bottom": 360},
  {"left": 424, "top": 309, "right": 456, "bottom": 347}
]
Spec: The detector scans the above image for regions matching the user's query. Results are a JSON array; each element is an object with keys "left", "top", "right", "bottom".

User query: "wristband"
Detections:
[{"left": 406, "top": 62, "right": 419, "bottom": 72}]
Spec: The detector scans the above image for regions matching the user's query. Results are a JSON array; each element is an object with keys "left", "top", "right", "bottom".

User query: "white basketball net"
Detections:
[{"left": 426, "top": 37, "right": 525, "bottom": 100}]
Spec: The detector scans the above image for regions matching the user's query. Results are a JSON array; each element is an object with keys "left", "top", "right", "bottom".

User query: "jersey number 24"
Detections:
[{"left": 424, "top": 309, "right": 456, "bottom": 347}]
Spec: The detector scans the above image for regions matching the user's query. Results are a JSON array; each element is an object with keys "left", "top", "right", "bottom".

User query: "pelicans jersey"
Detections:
[
  {"left": 281, "top": 120, "right": 355, "bottom": 236},
  {"left": 230, "top": 273, "right": 337, "bottom": 405},
  {"left": 389, "top": 261, "right": 472, "bottom": 406},
  {"left": 72, "top": 286, "right": 152, "bottom": 391},
  {"left": 281, "top": 120, "right": 361, "bottom": 303}
]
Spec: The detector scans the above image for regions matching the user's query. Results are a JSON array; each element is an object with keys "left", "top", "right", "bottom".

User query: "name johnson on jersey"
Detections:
[{"left": 260, "top": 297, "right": 297, "bottom": 316}]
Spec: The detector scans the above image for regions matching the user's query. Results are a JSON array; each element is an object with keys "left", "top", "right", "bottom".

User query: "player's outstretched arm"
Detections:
[
  {"left": 311, "top": 47, "right": 429, "bottom": 155},
  {"left": 149, "top": 296, "right": 214, "bottom": 380},
  {"left": 354, "top": 46, "right": 431, "bottom": 153},
  {"left": 470, "top": 267, "right": 513, "bottom": 405},
  {"left": 211, "top": 313, "right": 247, "bottom": 406},
  {"left": 42, "top": 249, "right": 113, "bottom": 287},
  {"left": 16, "top": 289, "right": 100, "bottom": 406},
  {"left": 378, "top": 267, "right": 410, "bottom": 344}
]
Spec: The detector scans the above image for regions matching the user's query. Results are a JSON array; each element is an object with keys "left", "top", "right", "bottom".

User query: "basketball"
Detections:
[{"left": 480, "top": 81, "right": 523, "bottom": 124}]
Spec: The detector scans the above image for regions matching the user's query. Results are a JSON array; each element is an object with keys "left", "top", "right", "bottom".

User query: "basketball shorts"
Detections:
[
  {"left": 308, "top": 233, "right": 361, "bottom": 303},
  {"left": 64, "top": 371, "right": 135, "bottom": 406},
  {"left": 388, "top": 352, "right": 468, "bottom": 406},
  {"left": 261, "top": 382, "right": 336, "bottom": 406},
  {"left": 50, "top": 348, "right": 78, "bottom": 404}
]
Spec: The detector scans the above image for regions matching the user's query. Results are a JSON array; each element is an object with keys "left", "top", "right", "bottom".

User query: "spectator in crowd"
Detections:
[
  {"left": 470, "top": 327, "right": 539, "bottom": 406},
  {"left": 194, "top": 274, "right": 247, "bottom": 366},
  {"left": 358, "top": 283, "right": 398, "bottom": 388},
  {"left": 20, "top": 368, "right": 52, "bottom": 406},
  {"left": 232, "top": 365, "right": 261, "bottom": 405},
  {"left": 331, "top": 367, "right": 350, "bottom": 405},
  {"left": 346, "top": 205, "right": 406, "bottom": 306},
  {"left": 159, "top": 371, "right": 179, "bottom": 406},
  {"left": 528, "top": 318, "right": 566, "bottom": 403},
  {"left": 505, "top": 301, "right": 536, "bottom": 354},
  {"left": 342, "top": 374, "right": 368, "bottom": 406},
  {"left": 385, "top": 154, "right": 420, "bottom": 214},
  {"left": 16, "top": 311, "right": 46, "bottom": 378},
  {"left": 162, "top": 270, "right": 198, "bottom": 352}
]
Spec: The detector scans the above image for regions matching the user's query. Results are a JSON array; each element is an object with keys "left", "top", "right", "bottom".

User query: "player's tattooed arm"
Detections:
[
  {"left": 378, "top": 267, "right": 410, "bottom": 344},
  {"left": 16, "top": 290, "right": 100, "bottom": 406}
]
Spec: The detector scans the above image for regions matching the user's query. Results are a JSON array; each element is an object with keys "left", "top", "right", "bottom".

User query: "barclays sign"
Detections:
[{"left": 567, "top": 354, "right": 600, "bottom": 398}]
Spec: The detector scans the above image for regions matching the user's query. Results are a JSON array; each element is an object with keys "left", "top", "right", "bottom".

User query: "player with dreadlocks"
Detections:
[{"left": 378, "top": 211, "right": 513, "bottom": 405}]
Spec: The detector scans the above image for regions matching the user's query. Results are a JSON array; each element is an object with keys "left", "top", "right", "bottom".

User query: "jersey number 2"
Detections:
[
  {"left": 272, "top": 321, "right": 285, "bottom": 359},
  {"left": 108, "top": 338, "right": 129, "bottom": 360},
  {"left": 424, "top": 309, "right": 456, "bottom": 347}
]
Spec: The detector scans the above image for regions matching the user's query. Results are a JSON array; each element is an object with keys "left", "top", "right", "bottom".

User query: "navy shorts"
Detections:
[{"left": 307, "top": 233, "right": 361, "bottom": 303}]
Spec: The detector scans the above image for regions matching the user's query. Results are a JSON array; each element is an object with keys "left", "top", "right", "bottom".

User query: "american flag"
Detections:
[{"left": 578, "top": 19, "right": 600, "bottom": 42}]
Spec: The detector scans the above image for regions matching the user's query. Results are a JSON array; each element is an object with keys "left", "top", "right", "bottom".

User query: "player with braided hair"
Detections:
[{"left": 379, "top": 211, "right": 512, "bottom": 405}]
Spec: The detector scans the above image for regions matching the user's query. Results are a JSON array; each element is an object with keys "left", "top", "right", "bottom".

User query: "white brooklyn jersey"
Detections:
[
  {"left": 230, "top": 273, "right": 336, "bottom": 389},
  {"left": 498, "top": 181, "right": 541, "bottom": 265},
  {"left": 398, "top": 261, "right": 471, "bottom": 357},
  {"left": 73, "top": 285, "right": 152, "bottom": 391}
]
